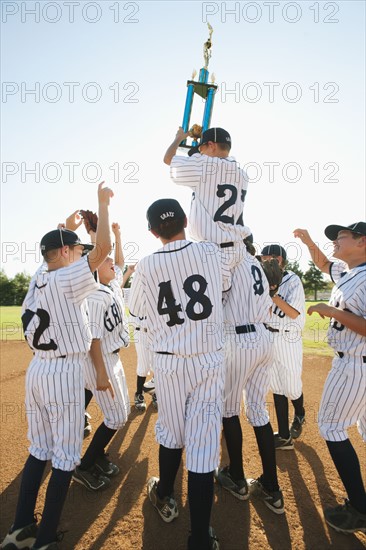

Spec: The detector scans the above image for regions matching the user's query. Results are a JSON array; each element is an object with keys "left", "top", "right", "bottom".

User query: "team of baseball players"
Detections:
[{"left": 1, "top": 129, "right": 365, "bottom": 549}]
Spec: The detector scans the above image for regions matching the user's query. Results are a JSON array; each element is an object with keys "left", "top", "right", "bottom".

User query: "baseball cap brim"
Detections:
[
  {"left": 325, "top": 222, "right": 366, "bottom": 241},
  {"left": 81, "top": 243, "right": 94, "bottom": 255}
]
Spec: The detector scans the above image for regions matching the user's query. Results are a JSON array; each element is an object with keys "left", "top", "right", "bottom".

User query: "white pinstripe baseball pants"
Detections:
[
  {"left": 269, "top": 331, "right": 303, "bottom": 400},
  {"left": 26, "top": 355, "right": 86, "bottom": 471},
  {"left": 318, "top": 354, "right": 366, "bottom": 442},
  {"left": 153, "top": 351, "right": 224, "bottom": 474},
  {"left": 223, "top": 326, "right": 273, "bottom": 426},
  {"left": 84, "top": 352, "right": 130, "bottom": 430}
]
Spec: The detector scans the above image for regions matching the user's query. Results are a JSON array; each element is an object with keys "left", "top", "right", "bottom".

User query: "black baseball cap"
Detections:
[
  {"left": 40, "top": 229, "right": 94, "bottom": 256},
  {"left": 147, "top": 198, "right": 186, "bottom": 230},
  {"left": 260, "top": 244, "right": 287, "bottom": 261},
  {"left": 188, "top": 127, "right": 231, "bottom": 157},
  {"left": 324, "top": 222, "right": 366, "bottom": 241}
]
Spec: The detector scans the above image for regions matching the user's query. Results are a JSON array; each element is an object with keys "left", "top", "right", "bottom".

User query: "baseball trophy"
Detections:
[{"left": 180, "top": 23, "right": 218, "bottom": 149}]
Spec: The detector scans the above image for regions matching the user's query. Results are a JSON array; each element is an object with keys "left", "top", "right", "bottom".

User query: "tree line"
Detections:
[
  {"left": 0, "top": 270, "right": 32, "bottom": 306},
  {"left": 0, "top": 261, "right": 330, "bottom": 307}
]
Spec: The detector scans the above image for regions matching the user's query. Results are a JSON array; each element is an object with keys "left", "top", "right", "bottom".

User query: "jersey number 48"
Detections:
[{"left": 157, "top": 275, "right": 213, "bottom": 327}]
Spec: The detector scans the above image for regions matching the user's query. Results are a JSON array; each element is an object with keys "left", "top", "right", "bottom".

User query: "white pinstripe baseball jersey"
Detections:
[
  {"left": 267, "top": 271, "right": 305, "bottom": 333},
  {"left": 87, "top": 267, "right": 129, "bottom": 355},
  {"left": 22, "top": 257, "right": 99, "bottom": 357},
  {"left": 122, "top": 286, "right": 130, "bottom": 309},
  {"left": 85, "top": 267, "right": 130, "bottom": 431},
  {"left": 329, "top": 259, "right": 348, "bottom": 283},
  {"left": 22, "top": 256, "right": 99, "bottom": 471},
  {"left": 223, "top": 251, "right": 272, "bottom": 337},
  {"left": 222, "top": 253, "right": 273, "bottom": 421},
  {"left": 266, "top": 270, "right": 305, "bottom": 399},
  {"left": 170, "top": 154, "right": 251, "bottom": 243},
  {"left": 326, "top": 263, "right": 366, "bottom": 356},
  {"left": 128, "top": 240, "right": 226, "bottom": 355}
]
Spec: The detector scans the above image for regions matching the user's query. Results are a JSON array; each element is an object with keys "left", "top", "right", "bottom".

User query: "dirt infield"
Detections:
[{"left": 0, "top": 341, "right": 365, "bottom": 550}]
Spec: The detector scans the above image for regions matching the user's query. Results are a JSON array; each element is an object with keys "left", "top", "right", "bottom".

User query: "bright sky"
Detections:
[{"left": 1, "top": 1, "right": 365, "bottom": 277}]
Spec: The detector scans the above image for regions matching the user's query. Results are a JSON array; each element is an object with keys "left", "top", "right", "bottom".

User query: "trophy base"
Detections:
[{"left": 187, "top": 80, "right": 218, "bottom": 99}]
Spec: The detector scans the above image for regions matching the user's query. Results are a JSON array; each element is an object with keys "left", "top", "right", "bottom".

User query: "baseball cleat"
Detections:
[
  {"left": 147, "top": 477, "right": 179, "bottom": 523},
  {"left": 290, "top": 415, "right": 305, "bottom": 439},
  {"left": 214, "top": 466, "right": 249, "bottom": 500},
  {"left": 208, "top": 526, "right": 220, "bottom": 550},
  {"left": 142, "top": 377, "right": 155, "bottom": 395},
  {"left": 73, "top": 466, "right": 111, "bottom": 491},
  {"left": 274, "top": 433, "right": 294, "bottom": 450},
  {"left": 134, "top": 392, "right": 146, "bottom": 412},
  {"left": 83, "top": 412, "right": 92, "bottom": 439},
  {"left": 187, "top": 526, "right": 220, "bottom": 550},
  {"left": 324, "top": 499, "right": 366, "bottom": 534},
  {"left": 247, "top": 477, "right": 285, "bottom": 515},
  {"left": 94, "top": 454, "right": 120, "bottom": 477},
  {"left": 151, "top": 393, "right": 158, "bottom": 410},
  {"left": 0, "top": 522, "right": 38, "bottom": 550}
]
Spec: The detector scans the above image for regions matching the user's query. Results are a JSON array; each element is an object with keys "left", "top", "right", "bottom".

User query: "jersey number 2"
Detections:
[
  {"left": 213, "top": 185, "right": 246, "bottom": 225},
  {"left": 157, "top": 275, "right": 213, "bottom": 327},
  {"left": 22, "top": 308, "right": 58, "bottom": 351}
]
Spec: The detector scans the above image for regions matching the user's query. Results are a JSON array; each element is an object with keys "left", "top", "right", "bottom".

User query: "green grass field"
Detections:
[
  {"left": 0, "top": 303, "right": 332, "bottom": 355},
  {"left": 0, "top": 306, "right": 24, "bottom": 341},
  {"left": 303, "top": 301, "right": 332, "bottom": 355}
]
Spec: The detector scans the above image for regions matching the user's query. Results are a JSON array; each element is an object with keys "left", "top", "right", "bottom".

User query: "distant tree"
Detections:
[
  {"left": 303, "top": 261, "right": 327, "bottom": 300},
  {"left": 12, "top": 272, "right": 31, "bottom": 305},
  {"left": 0, "top": 270, "right": 13, "bottom": 305},
  {"left": 286, "top": 260, "right": 304, "bottom": 280},
  {"left": 0, "top": 270, "right": 31, "bottom": 305}
]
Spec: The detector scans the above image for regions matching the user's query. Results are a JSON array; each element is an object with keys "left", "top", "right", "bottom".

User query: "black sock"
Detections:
[
  {"left": 273, "top": 394, "right": 290, "bottom": 439},
  {"left": 222, "top": 416, "right": 244, "bottom": 480},
  {"left": 326, "top": 440, "right": 366, "bottom": 514},
  {"left": 84, "top": 388, "right": 93, "bottom": 410},
  {"left": 33, "top": 468, "right": 73, "bottom": 548},
  {"left": 80, "top": 423, "right": 117, "bottom": 470},
  {"left": 253, "top": 423, "right": 279, "bottom": 492},
  {"left": 13, "top": 455, "right": 47, "bottom": 530},
  {"left": 136, "top": 376, "right": 146, "bottom": 395},
  {"left": 291, "top": 394, "right": 305, "bottom": 418},
  {"left": 187, "top": 471, "right": 213, "bottom": 550},
  {"left": 157, "top": 445, "right": 182, "bottom": 498}
]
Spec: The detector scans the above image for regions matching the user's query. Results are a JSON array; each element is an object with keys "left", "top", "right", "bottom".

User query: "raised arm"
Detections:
[
  {"left": 112, "top": 223, "right": 124, "bottom": 269},
  {"left": 163, "top": 127, "right": 189, "bottom": 165},
  {"left": 88, "top": 182, "right": 113, "bottom": 273},
  {"left": 122, "top": 263, "right": 137, "bottom": 288},
  {"left": 293, "top": 228, "right": 332, "bottom": 274},
  {"left": 65, "top": 210, "right": 83, "bottom": 231}
]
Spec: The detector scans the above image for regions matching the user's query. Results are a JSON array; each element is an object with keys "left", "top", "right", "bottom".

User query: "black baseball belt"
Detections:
[
  {"left": 235, "top": 324, "right": 256, "bottom": 335},
  {"left": 220, "top": 239, "right": 246, "bottom": 248}
]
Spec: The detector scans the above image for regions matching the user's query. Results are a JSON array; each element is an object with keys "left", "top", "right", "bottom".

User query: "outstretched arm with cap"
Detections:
[
  {"left": 163, "top": 127, "right": 189, "bottom": 165},
  {"left": 293, "top": 228, "right": 333, "bottom": 274},
  {"left": 88, "top": 182, "right": 114, "bottom": 273}
]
